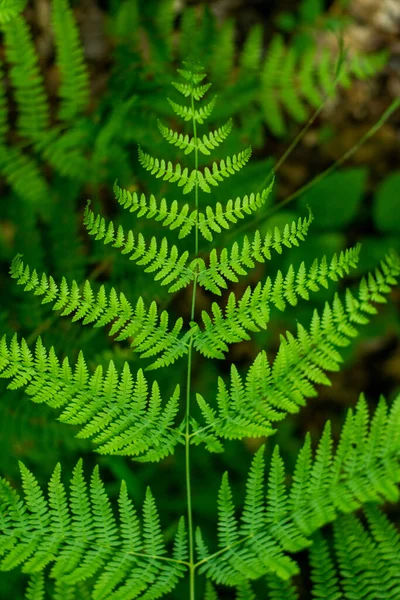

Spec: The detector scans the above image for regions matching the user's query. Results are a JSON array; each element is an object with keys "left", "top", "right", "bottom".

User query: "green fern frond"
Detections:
[
  {"left": 197, "top": 393, "right": 400, "bottom": 586},
  {"left": 1, "top": 15, "right": 49, "bottom": 140},
  {"left": 194, "top": 252, "right": 400, "bottom": 446},
  {"left": 265, "top": 573, "right": 299, "bottom": 600},
  {"left": 83, "top": 203, "right": 194, "bottom": 293},
  {"left": 260, "top": 35, "right": 388, "bottom": 136},
  {"left": 171, "top": 81, "right": 212, "bottom": 101},
  {"left": 0, "top": 335, "right": 182, "bottom": 460},
  {"left": 167, "top": 95, "right": 217, "bottom": 124},
  {"left": 309, "top": 532, "right": 342, "bottom": 600},
  {"left": 157, "top": 118, "right": 232, "bottom": 155},
  {"left": 139, "top": 146, "right": 252, "bottom": 194},
  {"left": 196, "top": 211, "right": 313, "bottom": 294},
  {"left": 198, "top": 180, "right": 274, "bottom": 241},
  {"left": 193, "top": 245, "right": 362, "bottom": 358},
  {"left": 9, "top": 255, "right": 190, "bottom": 369},
  {"left": 0, "top": 145, "right": 48, "bottom": 205},
  {"left": 25, "top": 573, "right": 45, "bottom": 600},
  {"left": 113, "top": 181, "right": 197, "bottom": 239},
  {"left": 333, "top": 510, "right": 400, "bottom": 599},
  {"left": 0, "top": 462, "right": 188, "bottom": 596},
  {"left": 0, "top": 0, "right": 27, "bottom": 23},
  {"left": 138, "top": 147, "right": 198, "bottom": 194},
  {"left": 52, "top": 0, "right": 90, "bottom": 121}
]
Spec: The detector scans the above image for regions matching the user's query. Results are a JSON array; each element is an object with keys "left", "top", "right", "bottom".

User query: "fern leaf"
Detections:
[
  {"left": 138, "top": 147, "right": 197, "bottom": 194},
  {"left": 200, "top": 147, "right": 252, "bottom": 192},
  {"left": 334, "top": 512, "right": 400, "bottom": 599},
  {"left": 197, "top": 179, "right": 274, "bottom": 242},
  {"left": 194, "top": 252, "right": 400, "bottom": 449},
  {"left": 193, "top": 245, "right": 362, "bottom": 358},
  {"left": 52, "top": 0, "right": 90, "bottom": 121},
  {"left": 9, "top": 255, "right": 190, "bottom": 368},
  {"left": 168, "top": 95, "right": 217, "bottom": 124},
  {"left": 0, "top": 145, "right": 48, "bottom": 205},
  {"left": 113, "top": 181, "right": 197, "bottom": 239},
  {"left": 1, "top": 15, "right": 49, "bottom": 140},
  {"left": 197, "top": 210, "right": 312, "bottom": 294},
  {"left": 84, "top": 203, "right": 194, "bottom": 292},
  {"left": 309, "top": 532, "right": 342, "bottom": 600},
  {"left": 157, "top": 118, "right": 232, "bottom": 155},
  {"left": 0, "top": 463, "right": 188, "bottom": 596},
  {"left": 0, "top": 0, "right": 27, "bottom": 23},
  {"left": 0, "top": 335, "right": 183, "bottom": 460},
  {"left": 199, "top": 393, "right": 400, "bottom": 587}
]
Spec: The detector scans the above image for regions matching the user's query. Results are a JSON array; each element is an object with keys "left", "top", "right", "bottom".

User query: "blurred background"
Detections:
[{"left": 0, "top": 0, "right": 399, "bottom": 597}]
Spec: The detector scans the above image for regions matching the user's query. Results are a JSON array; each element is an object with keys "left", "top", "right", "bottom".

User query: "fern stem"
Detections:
[{"left": 185, "top": 78, "right": 200, "bottom": 600}]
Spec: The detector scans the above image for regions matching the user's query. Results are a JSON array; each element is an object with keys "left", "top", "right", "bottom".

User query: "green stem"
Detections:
[{"left": 185, "top": 80, "right": 200, "bottom": 600}]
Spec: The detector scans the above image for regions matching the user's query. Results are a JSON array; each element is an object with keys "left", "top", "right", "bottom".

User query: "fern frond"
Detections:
[
  {"left": 0, "top": 462, "right": 188, "bottom": 596},
  {"left": 83, "top": 203, "right": 194, "bottom": 293},
  {"left": 197, "top": 211, "right": 313, "bottom": 294},
  {"left": 0, "top": 0, "right": 27, "bottom": 23},
  {"left": 194, "top": 252, "right": 400, "bottom": 446},
  {"left": 0, "top": 145, "right": 48, "bottom": 204},
  {"left": 138, "top": 147, "right": 198, "bottom": 194},
  {"left": 113, "top": 181, "right": 197, "bottom": 239},
  {"left": 52, "top": 0, "right": 90, "bottom": 121},
  {"left": 260, "top": 35, "right": 388, "bottom": 136},
  {"left": 1, "top": 15, "right": 49, "bottom": 140},
  {"left": 197, "top": 393, "right": 400, "bottom": 586},
  {"left": 333, "top": 510, "right": 400, "bottom": 599},
  {"left": 309, "top": 532, "right": 342, "bottom": 600},
  {"left": 193, "top": 245, "right": 362, "bottom": 358},
  {"left": 0, "top": 335, "right": 183, "bottom": 460},
  {"left": 198, "top": 148, "right": 252, "bottom": 193},
  {"left": 157, "top": 118, "right": 232, "bottom": 155},
  {"left": 167, "top": 95, "right": 217, "bottom": 124},
  {"left": 171, "top": 81, "right": 212, "bottom": 101},
  {"left": 197, "top": 180, "right": 274, "bottom": 242},
  {"left": 9, "top": 255, "right": 190, "bottom": 369}
]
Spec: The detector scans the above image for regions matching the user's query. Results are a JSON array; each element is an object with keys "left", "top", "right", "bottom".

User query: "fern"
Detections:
[
  {"left": 52, "top": 0, "right": 90, "bottom": 121},
  {"left": 0, "top": 461, "right": 188, "bottom": 597},
  {"left": 1, "top": 63, "right": 400, "bottom": 600}
]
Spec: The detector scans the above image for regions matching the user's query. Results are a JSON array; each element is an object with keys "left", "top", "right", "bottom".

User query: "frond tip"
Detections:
[{"left": 0, "top": 462, "right": 188, "bottom": 597}]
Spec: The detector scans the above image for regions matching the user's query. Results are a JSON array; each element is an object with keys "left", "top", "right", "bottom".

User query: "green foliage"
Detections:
[
  {"left": 373, "top": 171, "right": 400, "bottom": 233},
  {"left": 0, "top": 14, "right": 399, "bottom": 599},
  {"left": 0, "top": 0, "right": 27, "bottom": 25},
  {"left": 298, "top": 167, "right": 367, "bottom": 229}
]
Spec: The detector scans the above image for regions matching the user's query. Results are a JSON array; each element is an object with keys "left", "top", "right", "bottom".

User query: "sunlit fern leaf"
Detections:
[
  {"left": 157, "top": 118, "right": 232, "bottom": 155},
  {"left": 113, "top": 181, "right": 197, "bottom": 238},
  {"left": 0, "top": 0, "right": 27, "bottom": 23},
  {"left": 0, "top": 462, "right": 188, "bottom": 596},
  {"left": 9, "top": 255, "right": 190, "bottom": 368},
  {"left": 138, "top": 147, "right": 197, "bottom": 194},
  {"left": 0, "top": 335, "right": 182, "bottom": 460},
  {"left": 194, "top": 252, "right": 400, "bottom": 445},
  {"left": 198, "top": 393, "right": 400, "bottom": 587},
  {"left": 83, "top": 203, "right": 194, "bottom": 292},
  {"left": 1, "top": 15, "right": 49, "bottom": 141},
  {"left": 309, "top": 532, "right": 342, "bottom": 600},
  {"left": 333, "top": 511, "right": 400, "bottom": 599},
  {"left": 52, "top": 0, "right": 90, "bottom": 121},
  {"left": 196, "top": 210, "right": 312, "bottom": 294},
  {"left": 193, "top": 245, "right": 362, "bottom": 358},
  {"left": 167, "top": 95, "right": 217, "bottom": 124},
  {"left": 197, "top": 179, "right": 274, "bottom": 242}
]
